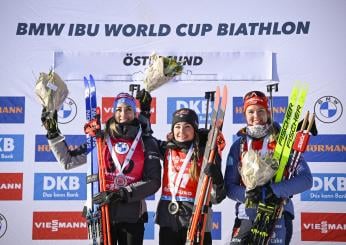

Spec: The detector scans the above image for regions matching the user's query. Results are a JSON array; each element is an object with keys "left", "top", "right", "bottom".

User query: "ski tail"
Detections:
[{"left": 186, "top": 85, "right": 228, "bottom": 245}]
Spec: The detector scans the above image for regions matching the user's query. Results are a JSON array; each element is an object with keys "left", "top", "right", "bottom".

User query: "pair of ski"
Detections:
[
  {"left": 249, "top": 82, "right": 314, "bottom": 245},
  {"left": 84, "top": 75, "right": 112, "bottom": 245},
  {"left": 186, "top": 85, "right": 228, "bottom": 245}
]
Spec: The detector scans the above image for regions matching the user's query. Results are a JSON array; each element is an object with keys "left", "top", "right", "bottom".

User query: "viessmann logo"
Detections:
[
  {"left": 102, "top": 97, "right": 157, "bottom": 124},
  {"left": 0, "top": 173, "right": 23, "bottom": 200},
  {"left": 32, "top": 211, "right": 87, "bottom": 240},
  {"left": 301, "top": 212, "right": 346, "bottom": 242}
]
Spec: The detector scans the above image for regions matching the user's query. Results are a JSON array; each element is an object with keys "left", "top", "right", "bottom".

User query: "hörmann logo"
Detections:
[
  {"left": 34, "top": 173, "right": 86, "bottom": 200},
  {"left": 301, "top": 173, "right": 346, "bottom": 202},
  {"left": 32, "top": 211, "right": 87, "bottom": 240},
  {"left": 301, "top": 212, "right": 346, "bottom": 242},
  {"left": 0, "top": 135, "right": 24, "bottom": 162},
  {"left": 0, "top": 96, "right": 25, "bottom": 123},
  {"left": 233, "top": 96, "right": 287, "bottom": 124},
  {"left": 167, "top": 97, "right": 213, "bottom": 125},
  {"left": 35, "top": 135, "right": 86, "bottom": 162},
  {"left": 102, "top": 97, "right": 157, "bottom": 124},
  {"left": 303, "top": 134, "right": 345, "bottom": 162}
]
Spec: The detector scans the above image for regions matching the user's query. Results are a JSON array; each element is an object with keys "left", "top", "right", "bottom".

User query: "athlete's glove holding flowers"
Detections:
[
  {"left": 41, "top": 107, "right": 60, "bottom": 139},
  {"left": 92, "top": 189, "right": 128, "bottom": 206},
  {"left": 245, "top": 183, "right": 280, "bottom": 207},
  {"left": 204, "top": 162, "right": 224, "bottom": 186},
  {"left": 136, "top": 89, "right": 152, "bottom": 116}
]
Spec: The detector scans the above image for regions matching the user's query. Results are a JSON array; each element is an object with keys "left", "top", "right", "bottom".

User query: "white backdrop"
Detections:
[{"left": 1, "top": 1, "right": 345, "bottom": 244}]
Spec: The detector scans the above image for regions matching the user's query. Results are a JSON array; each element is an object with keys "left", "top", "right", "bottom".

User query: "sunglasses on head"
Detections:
[{"left": 244, "top": 91, "right": 266, "bottom": 100}]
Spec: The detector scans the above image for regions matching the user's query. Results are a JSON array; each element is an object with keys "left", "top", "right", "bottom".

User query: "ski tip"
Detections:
[{"left": 89, "top": 74, "right": 95, "bottom": 81}]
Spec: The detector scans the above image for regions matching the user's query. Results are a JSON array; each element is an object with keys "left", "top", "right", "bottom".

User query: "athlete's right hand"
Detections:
[
  {"left": 41, "top": 107, "right": 60, "bottom": 139},
  {"left": 136, "top": 89, "right": 152, "bottom": 112},
  {"left": 84, "top": 119, "right": 100, "bottom": 137}
]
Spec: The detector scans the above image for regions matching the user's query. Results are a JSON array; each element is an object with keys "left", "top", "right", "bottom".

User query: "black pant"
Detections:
[
  {"left": 110, "top": 222, "right": 144, "bottom": 245},
  {"left": 159, "top": 227, "right": 212, "bottom": 245}
]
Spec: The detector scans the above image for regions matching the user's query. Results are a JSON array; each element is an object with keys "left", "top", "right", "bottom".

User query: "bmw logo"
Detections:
[
  {"left": 314, "top": 96, "right": 343, "bottom": 123},
  {"left": 0, "top": 213, "right": 7, "bottom": 239},
  {"left": 115, "top": 142, "right": 130, "bottom": 154},
  {"left": 58, "top": 97, "right": 77, "bottom": 124}
]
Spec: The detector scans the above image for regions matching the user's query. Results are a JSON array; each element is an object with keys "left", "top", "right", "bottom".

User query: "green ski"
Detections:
[{"left": 274, "top": 82, "right": 308, "bottom": 182}]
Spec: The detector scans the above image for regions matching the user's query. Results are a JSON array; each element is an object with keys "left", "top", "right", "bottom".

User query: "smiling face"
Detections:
[
  {"left": 114, "top": 103, "right": 135, "bottom": 124},
  {"left": 245, "top": 104, "right": 269, "bottom": 126},
  {"left": 173, "top": 122, "right": 195, "bottom": 142}
]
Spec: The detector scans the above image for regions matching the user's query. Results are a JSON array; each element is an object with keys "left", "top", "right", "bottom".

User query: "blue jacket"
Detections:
[{"left": 224, "top": 126, "right": 313, "bottom": 220}]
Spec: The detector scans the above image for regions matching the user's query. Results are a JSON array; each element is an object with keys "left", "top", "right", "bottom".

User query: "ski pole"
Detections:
[
  {"left": 266, "top": 83, "right": 278, "bottom": 124},
  {"left": 204, "top": 91, "right": 215, "bottom": 129},
  {"left": 129, "top": 84, "right": 140, "bottom": 97},
  {"left": 288, "top": 112, "right": 315, "bottom": 179}
]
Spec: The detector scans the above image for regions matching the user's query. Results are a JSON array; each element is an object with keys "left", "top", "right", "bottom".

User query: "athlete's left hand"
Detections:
[
  {"left": 204, "top": 163, "right": 224, "bottom": 186},
  {"left": 92, "top": 189, "right": 127, "bottom": 206}
]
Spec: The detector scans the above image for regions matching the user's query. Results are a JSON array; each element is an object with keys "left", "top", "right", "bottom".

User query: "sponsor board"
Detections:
[
  {"left": 301, "top": 173, "right": 346, "bottom": 202},
  {"left": 0, "top": 173, "right": 23, "bottom": 200},
  {"left": 303, "top": 134, "right": 346, "bottom": 162},
  {"left": 0, "top": 135, "right": 24, "bottom": 162},
  {"left": 102, "top": 97, "right": 157, "bottom": 124},
  {"left": 34, "top": 173, "right": 86, "bottom": 200},
  {"left": 211, "top": 211, "right": 222, "bottom": 240},
  {"left": 35, "top": 135, "right": 86, "bottom": 162},
  {"left": 0, "top": 96, "right": 25, "bottom": 123},
  {"left": 167, "top": 97, "right": 213, "bottom": 125},
  {"left": 144, "top": 211, "right": 155, "bottom": 240},
  {"left": 32, "top": 211, "right": 87, "bottom": 240},
  {"left": 301, "top": 212, "right": 346, "bottom": 242},
  {"left": 233, "top": 96, "right": 287, "bottom": 124}
]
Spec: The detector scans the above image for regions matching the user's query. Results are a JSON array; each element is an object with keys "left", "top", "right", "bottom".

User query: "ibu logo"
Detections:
[
  {"left": 0, "top": 135, "right": 24, "bottom": 162},
  {"left": 167, "top": 97, "right": 213, "bottom": 125},
  {"left": 301, "top": 173, "right": 346, "bottom": 202},
  {"left": 34, "top": 173, "right": 86, "bottom": 200}
]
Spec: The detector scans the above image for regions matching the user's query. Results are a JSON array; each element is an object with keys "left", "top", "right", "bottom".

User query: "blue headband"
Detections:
[{"left": 113, "top": 93, "right": 137, "bottom": 113}]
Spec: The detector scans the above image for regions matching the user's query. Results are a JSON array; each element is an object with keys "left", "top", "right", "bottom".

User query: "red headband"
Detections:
[{"left": 243, "top": 92, "right": 269, "bottom": 112}]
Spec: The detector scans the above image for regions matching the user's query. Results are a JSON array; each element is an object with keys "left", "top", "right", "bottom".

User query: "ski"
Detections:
[
  {"left": 248, "top": 82, "right": 309, "bottom": 245},
  {"left": 274, "top": 82, "right": 308, "bottom": 183},
  {"left": 83, "top": 75, "right": 112, "bottom": 245},
  {"left": 186, "top": 85, "right": 228, "bottom": 245}
]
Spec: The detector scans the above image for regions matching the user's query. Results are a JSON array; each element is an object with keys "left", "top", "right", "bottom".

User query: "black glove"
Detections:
[
  {"left": 136, "top": 89, "right": 152, "bottom": 112},
  {"left": 203, "top": 163, "right": 223, "bottom": 186},
  {"left": 245, "top": 186, "right": 262, "bottom": 203},
  {"left": 41, "top": 108, "right": 60, "bottom": 139},
  {"left": 262, "top": 184, "right": 280, "bottom": 204},
  {"left": 92, "top": 189, "right": 127, "bottom": 206}
]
